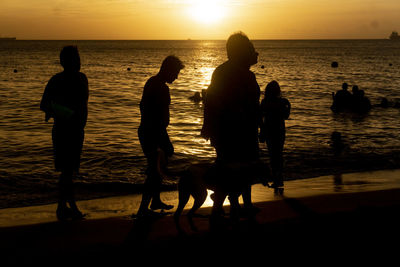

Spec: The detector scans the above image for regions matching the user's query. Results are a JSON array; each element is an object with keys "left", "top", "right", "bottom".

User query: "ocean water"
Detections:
[{"left": 1, "top": 39, "right": 400, "bottom": 208}]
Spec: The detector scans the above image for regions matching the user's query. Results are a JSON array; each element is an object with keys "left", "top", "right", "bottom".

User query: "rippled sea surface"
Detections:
[{"left": 1, "top": 40, "right": 400, "bottom": 208}]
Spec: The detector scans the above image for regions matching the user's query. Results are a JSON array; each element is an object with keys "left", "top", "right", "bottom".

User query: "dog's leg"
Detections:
[
  {"left": 209, "top": 190, "right": 228, "bottom": 231},
  {"left": 187, "top": 189, "right": 207, "bottom": 232},
  {"left": 228, "top": 192, "right": 241, "bottom": 222}
]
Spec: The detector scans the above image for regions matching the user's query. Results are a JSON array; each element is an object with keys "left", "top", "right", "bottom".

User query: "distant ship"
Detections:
[
  {"left": 389, "top": 31, "right": 400, "bottom": 41},
  {"left": 0, "top": 37, "right": 16, "bottom": 41}
]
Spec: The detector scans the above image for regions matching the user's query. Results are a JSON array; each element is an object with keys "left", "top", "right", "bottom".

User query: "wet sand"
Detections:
[{"left": 2, "top": 169, "right": 400, "bottom": 264}]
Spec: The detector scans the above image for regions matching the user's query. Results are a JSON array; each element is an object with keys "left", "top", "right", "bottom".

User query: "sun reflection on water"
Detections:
[
  {"left": 193, "top": 65, "right": 214, "bottom": 89},
  {"left": 170, "top": 55, "right": 218, "bottom": 158},
  {"left": 202, "top": 189, "right": 231, "bottom": 207}
]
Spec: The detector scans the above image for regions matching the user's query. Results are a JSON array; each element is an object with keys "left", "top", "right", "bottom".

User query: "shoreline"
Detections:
[
  {"left": 2, "top": 159, "right": 400, "bottom": 210},
  {"left": 2, "top": 168, "right": 400, "bottom": 263},
  {"left": 1, "top": 168, "right": 400, "bottom": 228}
]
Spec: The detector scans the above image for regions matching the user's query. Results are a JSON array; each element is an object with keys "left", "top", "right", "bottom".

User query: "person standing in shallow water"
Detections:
[
  {"left": 331, "top": 82, "right": 352, "bottom": 112},
  {"left": 40, "top": 45, "right": 88, "bottom": 221},
  {"left": 136, "top": 55, "right": 184, "bottom": 217},
  {"left": 259, "top": 80, "right": 290, "bottom": 188}
]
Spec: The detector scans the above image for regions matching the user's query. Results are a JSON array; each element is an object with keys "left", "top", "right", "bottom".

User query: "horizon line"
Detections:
[{"left": 8, "top": 38, "right": 391, "bottom": 41}]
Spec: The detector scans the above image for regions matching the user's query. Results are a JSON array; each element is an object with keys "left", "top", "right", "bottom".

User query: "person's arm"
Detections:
[
  {"left": 283, "top": 98, "right": 291, "bottom": 120},
  {"left": 201, "top": 71, "right": 218, "bottom": 141},
  {"left": 156, "top": 148, "right": 169, "bottom": 180},
  {"left": 40, "top": 77, "right": 55, "bottom": 122},
  {"left": 258, "top": 100, "right": 267, "bottom": 143},
  {"left": 80, "top": 73, "right": 89, "bottom": 126}
]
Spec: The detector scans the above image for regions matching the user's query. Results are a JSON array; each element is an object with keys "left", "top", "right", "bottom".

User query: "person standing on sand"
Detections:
[
  {"left": 40, "top": 45, "right": 88, "bottom": 221},
  {"left": 259, "top": 80, "right": 290, "bottom": 188},
  {"left": 201, "top": 32, "right": 261, "bottom": 226},
  {"left": 135, "top": 55, "right": 184, "bottom": 217}
]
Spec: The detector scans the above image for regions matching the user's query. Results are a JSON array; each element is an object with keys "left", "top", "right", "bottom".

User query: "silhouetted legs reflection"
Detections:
[{"left": 334, "top": 173, "right": 343, "bottom": 191}]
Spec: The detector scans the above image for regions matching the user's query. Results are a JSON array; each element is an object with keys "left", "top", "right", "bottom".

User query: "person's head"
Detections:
[
  {"left": 159, "top": 55, "right": 184, "bottom": 83},
  {"left": 352, "top": 85, "right": 359, "bottom": 94},
  {"left": 342, "top": 82, "right": 348, "bottom": 90},
  {"left": 60, "top": 45, "right": 81, "bottom": 72},
  {"left": 226, "top": 32, "right": 258, "bottom": 67},
  {"left": 264, "top": 80, "right": 281, "bottom": 99}
]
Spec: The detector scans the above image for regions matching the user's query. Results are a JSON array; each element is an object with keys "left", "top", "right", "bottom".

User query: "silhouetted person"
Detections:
[
  {"left": 377, "top": 97, "right": 389, "bottom": 108},
  {"left": 357, "top": 90, "right": 371, "bottom": 113},
  {"left": 351, "top": 85, "right": 362, "bottom": 98},
  {"left": 40, "top": 45, "right": 88, "bottom": 221},
  {"left": 201, "top": 32, "right": 260, "bottom": 226},
  {"left": 351, "top": 85, "right": 371, "bottom": 113},
  {"left": 330, "top": 131, "right": 346, "bottom": 155},
  {"left": 136, "top": 55, "right": 184, "bottom": 217},
  {"left": 259, "top": 81, "right": 290, "bottom": 188},
  {"left": 375, "top": 97, "right": 400, "bottom": 108},
  {"left": 189, "top": 91, "right": 202, "bottom": 103},
  {"left": 331, "top": 82, "right": 352, "bottom": 112}
]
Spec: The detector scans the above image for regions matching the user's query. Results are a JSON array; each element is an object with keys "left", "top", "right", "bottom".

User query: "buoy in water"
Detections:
[
  {"left": 331, "top": 62, "right": 339, "bottom": 68},
  {"left": 13, "top": 69, "right": 18, "bottom": 73}
]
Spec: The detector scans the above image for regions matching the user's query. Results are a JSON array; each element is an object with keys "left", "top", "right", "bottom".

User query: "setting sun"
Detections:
[{"left": 187, "top": 0, "right": 227, "bottom": 24}]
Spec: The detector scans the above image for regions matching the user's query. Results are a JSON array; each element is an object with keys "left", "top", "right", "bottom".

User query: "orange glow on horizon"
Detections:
[{"left": 0, "top": 0, "right": 399, "bottom": 40}]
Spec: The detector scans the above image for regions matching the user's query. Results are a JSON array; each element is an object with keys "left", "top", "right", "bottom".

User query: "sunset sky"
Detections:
[{"left": 0, "top": 0, "right": 399, "bottom": 40}]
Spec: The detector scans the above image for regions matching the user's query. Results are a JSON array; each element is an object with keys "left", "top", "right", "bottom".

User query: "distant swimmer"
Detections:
[
  {"left": 351, "top": 85, "right": 366, "bottom": 101},
  {"left": 378, "top": 97, "right": 389, "bottom": 108},
  {"left": 375, "top": 97, "right": 400, "bottom": 108},
  {"left": 201, "top": 89, "right": 207, "bottom": 102},
  {"left": 188, "top": 90, "right": 207, "bottom": 103},
  {"left": 329, "top": 131, "right": 348, "bottom": 155},
  {"left": 188, "top": 91, "right": 202, "bottom": 103},
  {"left": 351, "top": 85, "right": 371, "bottom": 113},
  {"left": 331, "top": 83, "right": 352, "bottom": 112}
]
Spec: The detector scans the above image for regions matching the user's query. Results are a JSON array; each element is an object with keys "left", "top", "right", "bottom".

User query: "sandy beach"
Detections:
[{"left": 2, "top": 169, "right": 400, "bottom": 264}]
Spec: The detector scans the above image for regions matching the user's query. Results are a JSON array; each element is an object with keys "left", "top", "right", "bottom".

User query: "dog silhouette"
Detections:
[{"left": 174, "top": 161, "right": 269, "bottom": 234}]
